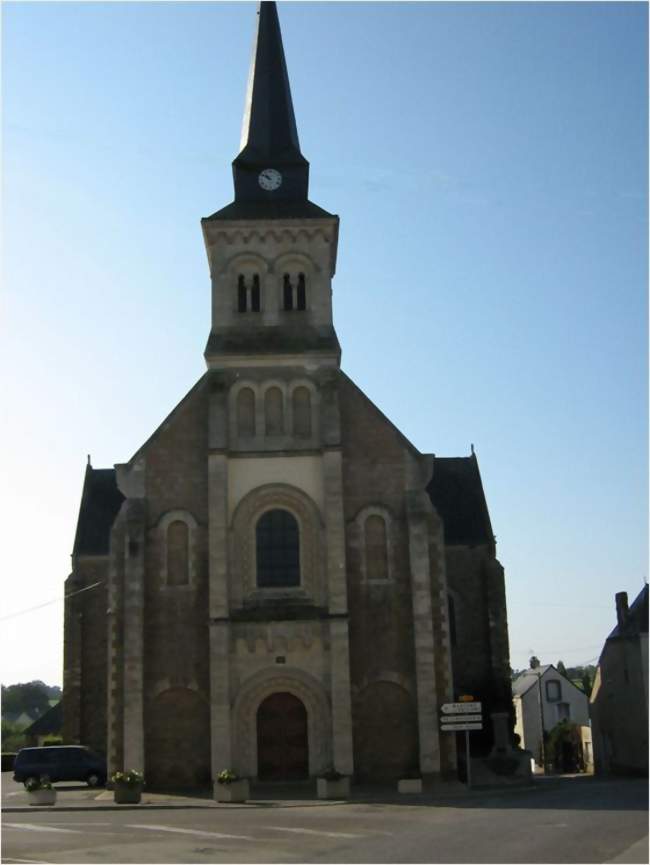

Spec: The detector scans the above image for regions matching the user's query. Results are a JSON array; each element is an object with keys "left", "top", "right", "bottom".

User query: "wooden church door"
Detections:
[{"left": 256, "top": 692, "right": 309, "bottom": 780}]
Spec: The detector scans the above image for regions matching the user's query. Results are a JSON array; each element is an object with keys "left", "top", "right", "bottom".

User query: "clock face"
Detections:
[{"left": 258, "top": 168, "right": 282, "bottom": 191}]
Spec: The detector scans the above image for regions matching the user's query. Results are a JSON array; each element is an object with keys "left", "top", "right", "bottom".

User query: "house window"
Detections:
[
  {"left": 557, "top": 702, "right": 570, "bottom": 722},
  {"left": 546, "top": 680, "right": 561, "bottom": 702},
  {"left": 256, "top": 509, "right": 300, "bottom": 588},
  {"left": 237, "top": 387, "right": 256, "bottom": 437},
  {"left": 265, "top": 387, "right": 284, "bottom": 436},
  {"left": 167, "top": 521, "right": 189, "bottom": 586},
  {"left": 292, "top": 387, "right": 311, "bottom": 437},
  {"left": 365, "top": 514, "right": 388, "bottom": 581}
]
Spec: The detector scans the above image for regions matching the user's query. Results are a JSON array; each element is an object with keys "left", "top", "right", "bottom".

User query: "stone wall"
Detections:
[
  {"left": 339, "top": 375, "right": 420, "bottom": 779},
  {"left": 63, "top": 558, "right": 109, "bottom": 756}
]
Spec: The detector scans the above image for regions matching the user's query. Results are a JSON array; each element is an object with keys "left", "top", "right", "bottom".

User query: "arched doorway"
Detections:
[{"left": 256, "top": 692, "right": 308, "bottom": 780}]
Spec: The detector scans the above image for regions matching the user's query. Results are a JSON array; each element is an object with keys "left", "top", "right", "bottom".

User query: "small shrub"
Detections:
[
  {"left": 320, "top": 768, "right": 343, "bottom": 781},
  {"left": 1, "top": 753, "right": 17, "bottom": 772},
  {"left": 217, "top": 769, "right": 240, "bottom": 785},
  {"left": 111, "top": 769, "right": 144, "bottom": 787}
]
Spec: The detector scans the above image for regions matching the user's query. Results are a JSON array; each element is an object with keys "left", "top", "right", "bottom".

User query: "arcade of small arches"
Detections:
[
  {"left": 236, "top": 270, "right": 308, "bottom": 313},
  {"left": 232, "top": 381, "right": 316, "bottom": 440}
]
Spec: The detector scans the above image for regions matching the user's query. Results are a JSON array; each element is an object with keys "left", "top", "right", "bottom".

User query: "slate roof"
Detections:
[
  {"left": 203, "top": 199, "right": 336, "bottom": 222},
  {"left": 512, "top": 665, "right": 554, "bottom": 697},
  {"left": 23, "top": 701, "right": 62, "bottom": 736},
  {"left": 427, "top": 455, "right": 495, "bottom": 547},
  {"left": 72, "top": 465, "right": 124, "bottom": 556},
  {"left": 205, "top": 325, "right": 341, "bottom": 358},
  {"left": 607, "top": 584, "right": 649, "bottom": 640}
]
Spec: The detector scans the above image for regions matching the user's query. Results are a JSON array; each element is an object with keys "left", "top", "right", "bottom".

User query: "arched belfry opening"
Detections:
[{"left": 256, "top": 692, "right": 309, "bottom": 780}]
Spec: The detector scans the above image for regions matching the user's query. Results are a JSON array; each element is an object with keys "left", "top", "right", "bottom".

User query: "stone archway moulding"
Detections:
[
  {"left": 229, "top": 483, "right": 325, "bottom": 607},
  {"left": 232, "top": 667, "right": 332, "bottom": 778}
]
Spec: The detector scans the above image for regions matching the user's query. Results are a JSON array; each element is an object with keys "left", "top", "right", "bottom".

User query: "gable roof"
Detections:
[
  {"left": 427, "top": 455, "right": 495, "bottom": 548},
  {"left": 23, "top": 701, "right": 62, "bottom": 736},
  {"left": 512, "top": 665, "right": 553, "bottom": 697},
  {"left": 512, "top": 664, "right": 588, "bottom": 701},
  {"left": 72, "top": 465, "right": 124, "bottom": 556}
]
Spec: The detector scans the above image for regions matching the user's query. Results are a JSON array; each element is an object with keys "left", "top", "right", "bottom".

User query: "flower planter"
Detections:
[
  {"left": 398, "top": 778, "right": 423, "bottom": 794},
  {"left": 28, "top": 789, "right": 57, "bottom": 806},
  {"left": 317, "top": 776, "right": 350, "bottom": 800},
  {"left": 113, "top": 784, "right": 143, "bottom": 804},
  {"left": 214, "top": 778, "right": 249, "bottom": 803}
]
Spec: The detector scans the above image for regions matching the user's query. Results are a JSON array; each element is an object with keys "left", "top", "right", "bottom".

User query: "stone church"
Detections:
[{"left": 63, "top": 2, "right": 511, "bottom": 788}]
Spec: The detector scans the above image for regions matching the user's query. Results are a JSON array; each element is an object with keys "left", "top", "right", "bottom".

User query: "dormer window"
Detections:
[
  {"left": 238, "top": 274, "right": 261, "bottom": 313},
  {"left": 282, "top": 273, "right": 307, "bottom": 311}
]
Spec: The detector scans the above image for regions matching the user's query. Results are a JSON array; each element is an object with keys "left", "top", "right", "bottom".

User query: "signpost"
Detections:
[{"left": 440, "top": 698, "right": 483, "bottom": 789}]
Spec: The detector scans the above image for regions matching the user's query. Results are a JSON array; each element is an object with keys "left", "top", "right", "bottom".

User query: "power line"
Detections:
[{"left": 0, "top": 582, "right": 103, "bottom": 623}]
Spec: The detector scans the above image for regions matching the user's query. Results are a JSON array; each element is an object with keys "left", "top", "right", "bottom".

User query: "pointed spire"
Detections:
[
  {"left": 238, "top": 1, "right": 303, "bottom": 163},
  {"left": 232, "top": 2, "right": 309, "bottom": 203}
]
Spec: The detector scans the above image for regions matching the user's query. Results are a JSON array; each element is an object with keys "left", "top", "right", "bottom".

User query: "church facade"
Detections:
[{"left": 63, "top": 2, "right": 512, "bottom": 788}]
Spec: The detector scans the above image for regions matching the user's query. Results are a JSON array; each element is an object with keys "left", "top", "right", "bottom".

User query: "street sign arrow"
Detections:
[
  {"left": 439, "top": 714, "right": 482, "bottom": 724},
  {"left": 441, "top": 702, "right": 482, "bottom": 714},
  {"left": 441, "top": 722, "right": 483, "bottom": 732}
]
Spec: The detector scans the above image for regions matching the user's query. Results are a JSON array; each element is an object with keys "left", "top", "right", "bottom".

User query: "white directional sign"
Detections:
[
  {"left": 441, "top": 702, "right": 482, "bottom": 714},
  {"left": 439, "top": 714, "right": 482, "bottom": 725},
  {"left": 441, "top": 722, "right": 483, "bottom": 732}
]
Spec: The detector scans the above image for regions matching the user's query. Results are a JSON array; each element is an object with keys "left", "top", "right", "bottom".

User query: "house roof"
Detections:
[
  {"left": 427, "top": 455, "right": 495, "bottom": 548},
  {"left": 23, "top": 701, "right": 62, "bottom": 736},
  {"left": 512, "top": 665, "right": 553, "bottom": 697},
  {"left": 512, "top": 664, "right": 588, "bottom": 702},
  {"left": 607, "top": 584, "right": 649, "bottom": 640},
  {"left": 72, "top": 465, "right": 124, "bottom": 556}
]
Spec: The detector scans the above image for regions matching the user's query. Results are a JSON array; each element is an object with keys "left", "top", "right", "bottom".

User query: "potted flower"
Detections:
[
  {"left": 214, "top": 769, "right": 249, "bottom": 803},
  {"left": 25, "top": 776, "right": 56, "bottom": 806},
  {"left": 317, "top": 768, "right": 350, "bottom": 800},
  {"left": 111, "top": 769, "right": 144, "bottom": 804}
]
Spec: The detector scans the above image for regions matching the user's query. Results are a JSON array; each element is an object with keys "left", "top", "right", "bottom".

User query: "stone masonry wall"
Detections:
[
  {"left": 141, "top": 379, "right": 211, "bottom": 785},
  {"left": 338, "top": 375, "right": 420, "bottom": 779}
]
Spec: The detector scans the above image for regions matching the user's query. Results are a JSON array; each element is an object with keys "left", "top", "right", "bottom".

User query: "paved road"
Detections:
[{"left": 2, "top": 775, "right": 647, "bottom": 863}]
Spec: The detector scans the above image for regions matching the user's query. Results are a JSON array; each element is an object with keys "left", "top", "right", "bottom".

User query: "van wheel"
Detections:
[{"left": 86, "top": 772, "right": 103, "bottom": 787}]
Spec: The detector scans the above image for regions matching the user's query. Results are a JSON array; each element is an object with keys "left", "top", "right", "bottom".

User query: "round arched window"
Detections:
[{"left": 256, "top": 509, "right": 300, "bottom": 588}]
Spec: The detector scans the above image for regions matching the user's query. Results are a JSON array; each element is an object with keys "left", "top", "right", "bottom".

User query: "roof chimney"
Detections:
[{"left": 615, "top": 591, "right": 629, "bottom": 631}]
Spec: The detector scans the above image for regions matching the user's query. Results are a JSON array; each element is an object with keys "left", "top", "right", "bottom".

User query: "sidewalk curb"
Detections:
[{"left": 2, "top": 784, "right": 542, "bottom": 814}]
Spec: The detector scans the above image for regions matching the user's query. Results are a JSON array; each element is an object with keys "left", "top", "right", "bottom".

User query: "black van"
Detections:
[{"left": 13, "top": 746, "right": 106, "bottom": 787}]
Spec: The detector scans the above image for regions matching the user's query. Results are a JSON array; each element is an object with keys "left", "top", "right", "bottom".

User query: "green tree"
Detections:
[
  {"left": 1, "top": 681, "right": 51, "bottom": 717},
  {"left": 557, "top": 660, "right": 568, "bottom": 677}
]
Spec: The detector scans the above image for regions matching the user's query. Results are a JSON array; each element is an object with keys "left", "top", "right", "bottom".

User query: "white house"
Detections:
[{"left": 513, "top": 664, "right": 590, "bottom": 770}]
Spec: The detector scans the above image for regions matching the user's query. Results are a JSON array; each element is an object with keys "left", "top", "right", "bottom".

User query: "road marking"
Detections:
[
  {"left": 262, "top": 825, "right": 362, "bottom": 839},
  {"left": 127, "top": 824, "right": 255, "bottom": 841},
  {"left": 2, "top": 858, "right": 49, "bottom": 864},
  {"left": 3, "top": 823, "right": 83, "bottom": 835}
]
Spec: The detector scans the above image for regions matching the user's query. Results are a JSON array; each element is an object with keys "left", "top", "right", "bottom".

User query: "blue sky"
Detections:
[{"left": 2, "top": 1, "right": 647, "bottom": 686}]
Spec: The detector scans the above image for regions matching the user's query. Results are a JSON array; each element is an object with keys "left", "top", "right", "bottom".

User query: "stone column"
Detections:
[
  {"left": 208, "top": 445, "right": 231, "bottom": 784},
  {"left": 208, "top": 453, "right": 229, "bottom": 618},
  {"left": 209, "top": 621, "right": 232, "bottom": 787},
  {"left": 122, "top": 500, "right": 146, "bottom": 773},
  {"left": 406, "top": 489, "right": 441, "bottom": 775},
  {"left": 321, "top": 379, "right": 354, "bottom": 775},
  {"left": 329, "top": 618, "right": 354, "bottom": 775}
]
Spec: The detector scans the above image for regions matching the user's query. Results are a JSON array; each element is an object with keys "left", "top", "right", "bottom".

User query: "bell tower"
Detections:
[{"left": 201, "top": 0, "right": 340, "bottom": 371}]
